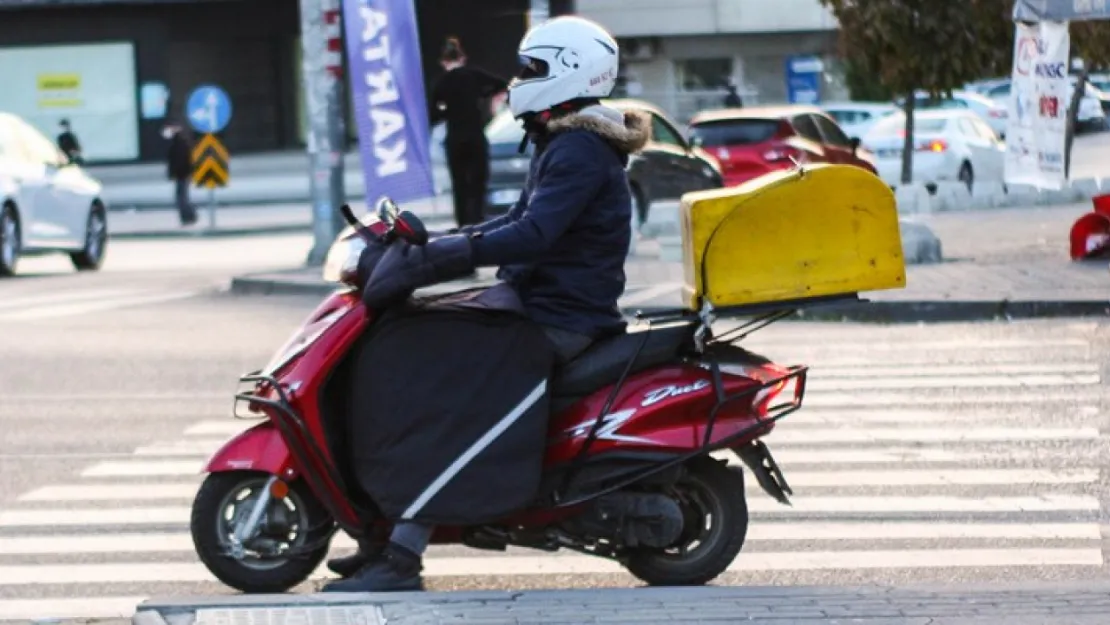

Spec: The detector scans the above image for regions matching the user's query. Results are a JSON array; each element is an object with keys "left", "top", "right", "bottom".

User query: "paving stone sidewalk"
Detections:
[{"left": 134, "top": 582, "right": 1110, "bottom": 624}]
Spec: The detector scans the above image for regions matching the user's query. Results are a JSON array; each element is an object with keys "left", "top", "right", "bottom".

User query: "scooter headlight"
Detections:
[{"left": 322, "top": 233, "right": 367, "bottom": 285}]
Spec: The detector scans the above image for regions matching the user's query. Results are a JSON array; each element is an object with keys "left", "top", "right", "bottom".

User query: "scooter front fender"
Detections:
[{"left": 203, "top": 421, "right": 297, "bottom": 479}]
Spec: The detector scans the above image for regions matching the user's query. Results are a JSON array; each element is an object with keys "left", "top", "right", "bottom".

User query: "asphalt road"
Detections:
[{"left": 0, "top": 236, "right": 1108, "bottom": 623}]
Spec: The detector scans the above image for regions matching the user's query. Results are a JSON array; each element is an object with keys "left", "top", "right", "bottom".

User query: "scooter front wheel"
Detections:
[{"left": 191, "top": 470, "right": 333, "bottom": 593}]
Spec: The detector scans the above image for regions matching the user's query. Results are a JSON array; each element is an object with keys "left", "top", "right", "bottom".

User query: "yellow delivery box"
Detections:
[{"left": 679, "top": 163, "right": 906, "bottom": 311}]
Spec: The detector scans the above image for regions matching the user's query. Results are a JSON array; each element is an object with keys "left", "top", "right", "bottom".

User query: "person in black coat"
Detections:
[
  {"left": 164, "top": 123, "right": 198, "bottom": 226},
  {"left": 428, "top": 37, "right": 508, "bottom": 228},
  {"left": 723, "top": 82, "right": 743, "bottom": 108},
  {"left": 56, "top": 119, "right": 83, "bottom": 165}
]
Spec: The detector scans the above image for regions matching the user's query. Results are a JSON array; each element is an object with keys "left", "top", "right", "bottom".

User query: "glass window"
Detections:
[
  {"left": 791, "top": 114, "right": 822, "bottom": 142},
  {"left": 689, "top": 118, "right": 780, "bottom": 147},
  {"left": 813, "top": 114, "right": 852, "bottom": 146},
  {"left": 987, "top": 83, "right": 1011, "bottom": 98},
  {"left": 675, "top": 58, "right": 733, "bottom": 91},
  {"left": 826, "top": 109, "right": 857, "bottom": 124},
  {"left": 12, "top": 118, "right": 64, "bottom": 165},
  {"left": 651, "top": 114, "right": 685, "bottom": 147},
  {"left": 0, "top": 118, "right": 12, "bottom": 157},
  {"left": 971, "top": 117, "right": 1000, "bottom": 142},
  {"left": 869, "top": 114, "right": 947, "bottom": 135},
  {"left": 957, "top": 118, "right": 979, "bottom": 137}
]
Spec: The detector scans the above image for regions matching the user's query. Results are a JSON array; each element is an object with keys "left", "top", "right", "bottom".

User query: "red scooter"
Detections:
[{"left": 190, "top": 199, "right": 813, "bottom": 593}]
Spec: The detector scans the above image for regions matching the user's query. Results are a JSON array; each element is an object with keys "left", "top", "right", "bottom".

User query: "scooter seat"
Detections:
[{"left": 551, "top": 319, "right": 698, "bottom": 398}]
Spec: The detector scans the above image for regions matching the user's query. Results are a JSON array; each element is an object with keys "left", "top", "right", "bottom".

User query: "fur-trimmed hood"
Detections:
[{"left": 545, "top": 104, "right": 652, "bottom": 154}]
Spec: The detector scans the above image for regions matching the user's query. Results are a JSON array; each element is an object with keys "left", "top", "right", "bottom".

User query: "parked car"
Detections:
[
  {"left": 861, "top": 109, "right": 1005, "bottom": 191},
  {"left": 1088, "top": 73, "right": 1110, "bottom": 94},
  {"left": 903, "top": 90, "right": 1010, "bottom": 139},
  {"left": 820, "top": 101, "right": 899, "bottom": 141},
  {"left": 965, "top": 78, "right": 1107, "bottom": 132},
  {"left": 1070, "top": 77, "right": 1110, "bottom": 122},
  {"left": 0, "top": 112, "right": 108, "bottom": 276},
  {"left": 483, "top": 98, "right": 723, "bottom": 223},
  {"left": 686, "top": 105, "right": 878, "bottom": 188}
]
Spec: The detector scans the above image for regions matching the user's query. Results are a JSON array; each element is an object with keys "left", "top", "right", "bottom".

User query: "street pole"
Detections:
[
  {"left": 529, "top": 0, "right": 550, "bottom": 28},
  {"left": 301, "top": 0, "right": 348, "bottom": 266}
]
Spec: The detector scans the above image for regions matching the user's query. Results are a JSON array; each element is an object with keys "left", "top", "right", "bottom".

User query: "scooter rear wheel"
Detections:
[
  {"left": 191, "top": 470, "right": 332, "bottom": 593},
  {"left": 623, "top": 457, "right": 749, "bottom": 586}
]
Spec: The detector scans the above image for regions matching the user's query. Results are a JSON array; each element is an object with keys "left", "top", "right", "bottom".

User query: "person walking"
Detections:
[
  {"left": 56, "top": 119, "right": 83, "bottom": 165},
  {"left": 163, "top": 123, "right": 198, "bottom": 227},
  {"left": 428, "top": 36, "right": 508, "bottom": 228},
  {"left": 723, "top": 82, "right": 743, "bottom": 108}
]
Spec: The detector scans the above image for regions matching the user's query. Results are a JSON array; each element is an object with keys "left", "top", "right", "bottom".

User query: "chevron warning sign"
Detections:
[{"left": 192, "top": 133, "right": 229, "bottom": 189}]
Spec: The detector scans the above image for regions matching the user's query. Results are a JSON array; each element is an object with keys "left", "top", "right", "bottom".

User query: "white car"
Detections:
[
  {"left": 820, "top": 102, "right": 899, "bottom": 141},
  {"left": 909, "top": 90, "right": 1010, "bottom": 139},
  {"left": 971, "top": 77, "right": 1106, "bottom": 132},
  {"left": 0, "top": 112, "right": 108, "bottom": 276},
  {"left": 861, "top": 109, "right": 1006, "bottom": 190}
]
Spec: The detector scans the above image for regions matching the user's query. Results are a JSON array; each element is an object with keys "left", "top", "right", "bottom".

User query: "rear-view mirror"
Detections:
[{"left": 849, "top": 137, "right": 861, "bottom": 156}]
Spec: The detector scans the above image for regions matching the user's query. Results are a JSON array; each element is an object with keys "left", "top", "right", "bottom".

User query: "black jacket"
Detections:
[
  {"left": 167, "top": 133, "right": 193, "bottom": 180},
  {"left": 464, "top": 105, "right": 652, "bottom": 339},
  {"left": 429, "top": 65, "right": 507, "bottom": 144}
]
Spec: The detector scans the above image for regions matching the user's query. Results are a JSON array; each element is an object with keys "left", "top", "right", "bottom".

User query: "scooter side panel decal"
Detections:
[
  {"left": 563, "top": 408, "right": 659, "bottom": 445},
  {"left": 641, "top": 379, "right": 711, "bottom": 407}
]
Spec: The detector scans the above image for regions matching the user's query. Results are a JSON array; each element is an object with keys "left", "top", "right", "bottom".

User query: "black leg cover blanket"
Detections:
[{"left": 347, "top": 296, "right": 556, "bottom": 525}]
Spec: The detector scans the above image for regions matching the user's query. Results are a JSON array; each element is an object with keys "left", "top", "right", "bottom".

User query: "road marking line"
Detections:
[
  {"left": 134, "top": 438, "right": 229, "bottom": 456},
  {"left": 0, "top": 494, "right": 1096, "bottom": 529},
  {"left": 804, "top": 392, "right": 1104, "bottom": 407},
  {"left": 785, "top": 407, "right": 1101, "bottom": 424},
  {"left": 0, "top": 548, "right": 1098, "bottom": 585},
  {"left": 81, "top": 461, "right": 202, "bottom": 477},
  {"left": 744, "top": 495, "right": 1100, "bottom": 514},
  {"left": 812, "top": 363, "right": 1100, "bottom": 378},
  {"left": 26, "top": 468, "right": 1097, "bottom": 503},
  {"left": 769, "top": 427, "right": 1100, "bottom": 443},
  {"left": 183, "top": 421, "right": 253, "bottom": 436},
  {"left": 720, "top": 448, "right": 1097, "bottom": 464},
  {"left": 807, "top": 374, "right": 1100, "bottom": 391},
  {"left": 0, "top": 288, "right": 140, "bottom": 311},
  {"left": 0, "top": 291, "right": 200, "bottom": 321},
  {"left": 0, "top": 507, "right": 191, "bottom": 527},
  {"left": 0, "top": 522, "right": 1097, "bottom": 557},
  {"left": 420, "top": 549, "right": 1104, "bottom": 576},
  {"left": 740, "top": 339, "right": 1091, "bottom": 350}
]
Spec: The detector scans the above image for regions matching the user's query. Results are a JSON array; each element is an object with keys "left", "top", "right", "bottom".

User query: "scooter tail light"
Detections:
[{"left": 753, "top": 372, "right": 806, "bottom": 419}]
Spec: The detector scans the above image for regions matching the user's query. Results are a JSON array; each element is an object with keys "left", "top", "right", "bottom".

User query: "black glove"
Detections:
[
  {"left": 354, "top": 236, "right": 389, "bottom": 286},
  {"left": 361, "top": 234, "right": 475, "bottom": 309}
]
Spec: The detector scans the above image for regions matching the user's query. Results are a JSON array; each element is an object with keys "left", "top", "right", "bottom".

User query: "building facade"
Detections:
[
  {"left": 576, "top": 0, "right": 849, "bottom": 124},
  {"left": 0, "top": 0, "right": 571, "bottom": 163}
]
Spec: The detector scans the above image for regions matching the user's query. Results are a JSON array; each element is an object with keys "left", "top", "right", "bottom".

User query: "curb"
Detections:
[
  {"left": 112, "top": 224, "right": 311, "bottom": 240},
  {"left": 796, "top": 299, "right": 1110, "bottom": 322},
  {"left": 228, "top": 275, "right": 1110, "bottom": 322}
]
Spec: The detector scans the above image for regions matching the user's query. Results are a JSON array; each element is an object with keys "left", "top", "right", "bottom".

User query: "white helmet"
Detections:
[{"left": 507, "top": 16, "right": 620, "bottom": 119}]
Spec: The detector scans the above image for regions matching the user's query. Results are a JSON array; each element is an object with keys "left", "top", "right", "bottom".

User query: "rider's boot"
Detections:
[
  {"left": 327, "top": 528, "right": 389, "bottom": 578},
  {"left": 320, "top": 541, "right": 424, "bottom": 592}
]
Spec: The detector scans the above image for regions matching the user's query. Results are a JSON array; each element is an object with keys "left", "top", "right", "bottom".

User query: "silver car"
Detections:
[{"left": 0, "top": 112, "right": 108, "bottom": 276}]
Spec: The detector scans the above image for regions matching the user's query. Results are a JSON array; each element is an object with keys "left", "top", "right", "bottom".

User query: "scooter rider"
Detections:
[{"left": 322, "top": 15, "right": 650, "bottom": 593}]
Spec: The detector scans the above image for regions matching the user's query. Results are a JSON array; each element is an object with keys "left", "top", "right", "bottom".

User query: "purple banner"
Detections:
[{"left": 343, "top": 0, "right": 435, "bottom": 204}]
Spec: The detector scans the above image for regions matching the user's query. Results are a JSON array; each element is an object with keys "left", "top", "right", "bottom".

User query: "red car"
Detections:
[{"left": 687, "top": 106, "right": 877, "bottom": 187}]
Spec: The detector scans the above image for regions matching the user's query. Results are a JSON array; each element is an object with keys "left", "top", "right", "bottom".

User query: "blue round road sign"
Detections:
[{"left": 186, "top": 85, "right": 233, "bottom": 134}]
